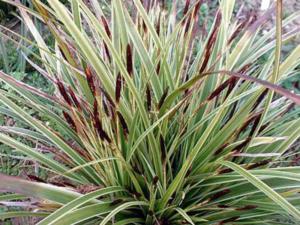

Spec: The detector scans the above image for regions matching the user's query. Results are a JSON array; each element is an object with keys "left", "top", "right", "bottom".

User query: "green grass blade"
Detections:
[{"left": 222, "top": 161, "right": 300, "bottom": 220}]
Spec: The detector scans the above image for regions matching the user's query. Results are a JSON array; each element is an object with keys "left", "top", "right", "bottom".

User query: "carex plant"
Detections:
[{"left": 0, "top": 0, "right": 300, "bottom": 224}]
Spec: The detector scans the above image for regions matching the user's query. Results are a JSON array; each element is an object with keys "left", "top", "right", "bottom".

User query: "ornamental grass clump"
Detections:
[{"left": 1, "top": 0, "right": 300, "bottom": 224}]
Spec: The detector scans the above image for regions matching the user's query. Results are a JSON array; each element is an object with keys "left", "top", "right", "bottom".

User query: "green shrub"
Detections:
[{"left": 1, "top": 0, "right": 300, "bottom": 224}]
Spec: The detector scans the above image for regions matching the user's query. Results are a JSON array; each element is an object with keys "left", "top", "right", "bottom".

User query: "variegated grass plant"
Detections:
[{"left": 1, "top": 0, "right": 300, "bottom": 224}]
